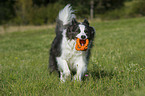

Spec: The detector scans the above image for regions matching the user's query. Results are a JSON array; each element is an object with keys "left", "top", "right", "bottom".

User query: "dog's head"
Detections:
[{"left": 66, "top": 19, "right": 95, "bottom": 42}]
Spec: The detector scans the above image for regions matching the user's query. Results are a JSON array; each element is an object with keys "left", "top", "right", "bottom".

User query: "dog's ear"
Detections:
[
  {"left": 72, "top": 18, "right": 78, "bottom": 25},
  {"left": 83, "top": 19, "right": 89, "bottom": 26},
  {"left": 90, "top": 27, "right": 95, "bottom": 40}
]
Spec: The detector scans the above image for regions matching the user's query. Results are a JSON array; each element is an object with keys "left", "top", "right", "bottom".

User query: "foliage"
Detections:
[
  {"left": 45, "top": 3, "right": 63, "bottom": 23},
  {"left": 0, "top": 17, "right": 145, "bottom": 95},
  {"left": 97, "top": 8, "right": 126, "bottom": 20},
  {"left": 94, "top": 0, "right": 125, "bottom": 14},
  {"left": 14, "top": 0, "right": 33, "bottom": 25},
  {"left": 13, "top": 0, "right": 63, "bottom": 25},
  {"left": 58, "top": 0, "right": 90, "bottom": 18},
  {"left": 129, "top": 0, "right": 145, "bottom": 17},
  {"left": 96, "top": 0, "right": 145, "bottom": 20},
  {"left": 0, "top": 0, "right": 15, "bottom": 24},
  {"left": 58, "top": 0, "right": 126, "bottom": 18},
  {"left": 0, "top": 0, "right": 145, "bottom": 25},
  {"left": 0, "top": 0, "right": 126, "bottom": 25}
]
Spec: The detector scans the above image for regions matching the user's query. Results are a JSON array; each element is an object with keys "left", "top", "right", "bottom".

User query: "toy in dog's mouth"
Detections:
[
  {"left": 75, "top": 38, "right": 89, "bottom": 51},
  {"left": 80, "top": 40, "right": 86, "bottom": 46}
]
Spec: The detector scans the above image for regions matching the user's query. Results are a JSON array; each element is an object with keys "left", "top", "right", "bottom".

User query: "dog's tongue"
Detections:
[{"left": 80, "top": 40, "right": 86, "bottom": 46}]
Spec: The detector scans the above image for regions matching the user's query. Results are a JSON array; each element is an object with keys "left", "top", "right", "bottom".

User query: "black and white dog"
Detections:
[{"left": 49, "top": 4, "right": 95, "bottom": 82}]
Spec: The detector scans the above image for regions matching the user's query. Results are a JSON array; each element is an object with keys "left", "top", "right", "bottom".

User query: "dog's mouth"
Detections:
[
  {"left": 75, "top": 38, "right": 89, "bottom": 51},
  {"left": 80, "top": 39, "right": 87, "bottom": 46},
  {"left": 75, "top": 38, "right": 87, "bottom": 46}
]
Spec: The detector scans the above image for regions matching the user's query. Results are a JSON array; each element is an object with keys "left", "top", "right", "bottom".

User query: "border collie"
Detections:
[{"left": 49, "top": 4, "right": 95, "bottom": 82}]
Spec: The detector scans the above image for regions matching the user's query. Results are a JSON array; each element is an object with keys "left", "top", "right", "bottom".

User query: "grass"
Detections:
[{"left": 0, "top": 17, "right": 145, "bottom": 96}]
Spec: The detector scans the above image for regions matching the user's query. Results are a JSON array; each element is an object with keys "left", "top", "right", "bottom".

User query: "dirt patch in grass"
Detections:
[{"left": 0, "top": 24, "right": 55, "bottom": 34}]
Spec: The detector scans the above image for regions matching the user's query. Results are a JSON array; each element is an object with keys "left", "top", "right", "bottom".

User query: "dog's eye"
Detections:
[{"left": 78, "top": 29, "right": 81, "bottom": 33}]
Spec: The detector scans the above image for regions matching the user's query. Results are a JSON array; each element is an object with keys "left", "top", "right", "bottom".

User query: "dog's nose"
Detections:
[{"left": 81, "top": 35, "right": 86, "bottom": 39}]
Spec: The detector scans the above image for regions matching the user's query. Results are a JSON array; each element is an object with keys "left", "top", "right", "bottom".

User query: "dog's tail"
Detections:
[
  {"left": 56, "top": 4, "right": 75, "bottom": 35},
  {"left": 59, "top": 4, "right": 75, "bottom": 25}
]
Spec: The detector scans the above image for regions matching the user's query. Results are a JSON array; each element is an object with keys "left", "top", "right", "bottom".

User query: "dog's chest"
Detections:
[
  {"left": 61, "top": 36, "right": 82, "bottom": 60},
  {"left": 60, "top": 35, "right": 85, "bottom": 69}
]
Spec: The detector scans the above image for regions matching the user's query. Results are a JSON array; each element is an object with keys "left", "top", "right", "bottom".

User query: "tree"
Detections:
[
  {"left": 94, "top": 0, "right": 125, "bottom": 14},
  {"left": 14, "top": 0, "right": 33, "bottom": 24},
  {"left": 0, "top": 0, "right": 15, "bottom": 24}
]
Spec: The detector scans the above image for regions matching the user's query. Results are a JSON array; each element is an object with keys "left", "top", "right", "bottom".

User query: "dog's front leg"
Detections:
[
  {"left": 74, "top": 58, "right": 87, "bottom": 81},
  {"left": 56, "top": 57, "right": 71, "bottom": 82}
]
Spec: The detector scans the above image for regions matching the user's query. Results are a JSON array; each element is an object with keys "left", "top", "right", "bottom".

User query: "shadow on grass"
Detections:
[
  {"left": 48, "top": 66, "right": 116, "bottom": 81},
  {"left": 83, "top": 70, "right": 115, "bottom": 81}
]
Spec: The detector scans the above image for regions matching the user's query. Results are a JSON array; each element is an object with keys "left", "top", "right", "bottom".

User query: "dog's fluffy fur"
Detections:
[{"left": 49, "top": 4, "right": 95, "bottom": 82}]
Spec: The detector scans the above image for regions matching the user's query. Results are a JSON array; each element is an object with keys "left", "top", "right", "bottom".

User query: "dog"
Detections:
[{"left": 49, "top": 4, "right": 95, "bottom": 82}]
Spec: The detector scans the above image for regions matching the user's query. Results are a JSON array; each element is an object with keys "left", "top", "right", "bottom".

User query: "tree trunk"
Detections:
[{"left": 90, "top": 0, "right": 94, "bottom": 20}]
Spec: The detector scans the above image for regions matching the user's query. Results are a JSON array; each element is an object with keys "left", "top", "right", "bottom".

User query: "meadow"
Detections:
[{"left": 0, "top": 17, "right": 145, "bottom": 96}]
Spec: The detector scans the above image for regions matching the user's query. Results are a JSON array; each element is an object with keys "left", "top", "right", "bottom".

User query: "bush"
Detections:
[
  {"left": 0, "top": 0, "right": 15, "bottom": 24},
  {"left": 46, "top": 3, "right": 63, "bottom": 23},
  {"left": 13, "top": 0, "right": 63, "bottom": 25},
  {"left": 96, "top": 0, "right": 145, "bottom": 20},
  {"left": 94, "top": 0, "right": 125, "bottom": 14},
  {"left": 14, "top": 0, "right": 33, "bottom": 25},
  {"left": 129, "top": 0, "right": 145, "bottom": 17},
  {"left": 28, "top": 3, "right": 63, "bottom": 25},
  {"left": 97, "top": 8, "right": 126, "bottom": 20}
]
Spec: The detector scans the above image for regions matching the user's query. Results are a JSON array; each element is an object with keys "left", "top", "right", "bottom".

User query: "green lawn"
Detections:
[{"left": 0, "top": 17, "right": 145, "bottom": 96}]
